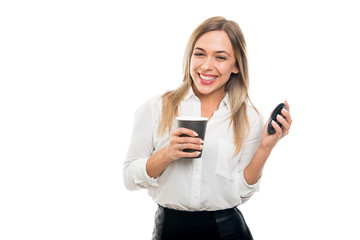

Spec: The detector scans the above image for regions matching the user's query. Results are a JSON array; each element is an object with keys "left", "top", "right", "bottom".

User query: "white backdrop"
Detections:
[{"left": 1, "top": 0, "right": 359, "bottom": 239}]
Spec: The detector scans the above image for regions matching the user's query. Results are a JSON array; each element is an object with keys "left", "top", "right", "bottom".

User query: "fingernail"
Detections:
[
  {"left": 197, "top": 151, "right": 201, "bottom": 156},
  {"left": 283, "top": 107, "right": 287, "bottom": 112},
  {"left": 193, "top": 132, "right": 198, "bottom": 136},
  {"left": 200, "top": 145, "right": 204, "bottom": 149},
  {"left": 200, "top": 139, "right": 204, "bottom": 144}
]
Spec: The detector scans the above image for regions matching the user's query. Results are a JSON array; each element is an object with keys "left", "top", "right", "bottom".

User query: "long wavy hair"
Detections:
[{"left": 158, "top": 16, "right": 258, "bottom": 155}]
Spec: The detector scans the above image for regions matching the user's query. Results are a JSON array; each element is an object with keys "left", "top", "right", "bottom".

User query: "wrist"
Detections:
[
  {"left": 259, "top": 141, "right": 273, "bottom": 155},
  {"left": 146, "top": 148, "right": 171, "bottom": 179},
  {"left": 160, "top": 146, "right": 173, "bottom": 164}
]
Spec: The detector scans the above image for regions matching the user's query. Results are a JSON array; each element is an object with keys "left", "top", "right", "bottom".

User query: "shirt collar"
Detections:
[
  {"left": 221, "top": 92, "right": 231, "bottom": 110},
  {"left": 183, "top": 87, "right": 196, "bottom": 101}
]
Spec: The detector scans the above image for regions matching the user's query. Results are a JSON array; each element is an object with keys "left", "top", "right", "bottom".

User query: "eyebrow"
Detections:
[{"left": 194, "top": 47, "right": 231, "bottom": 56}]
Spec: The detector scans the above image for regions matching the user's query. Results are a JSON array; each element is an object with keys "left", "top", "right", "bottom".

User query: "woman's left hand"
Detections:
[{"left": 260, "top": 100, "right": 292, "bottom": 151}]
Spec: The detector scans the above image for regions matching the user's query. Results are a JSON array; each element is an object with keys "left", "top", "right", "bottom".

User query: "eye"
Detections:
[
  {"left": 216, "top": 56, "right": 227, "bottom": 60},
  {"left": 193, "top": 52, "right": 204, "bottom": 57}
]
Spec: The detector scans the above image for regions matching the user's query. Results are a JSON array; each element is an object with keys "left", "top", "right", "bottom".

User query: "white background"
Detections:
[{"left": 1, "top": 0, "right": 359, "bottom": 239}]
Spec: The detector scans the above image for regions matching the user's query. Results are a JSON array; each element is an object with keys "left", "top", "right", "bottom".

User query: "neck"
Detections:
[{"left": 192, "top": 84, "right": 226, "bottom": 118}]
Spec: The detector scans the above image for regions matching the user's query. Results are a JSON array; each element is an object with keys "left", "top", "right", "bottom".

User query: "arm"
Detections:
[
  {"left": 243, "top": 144, "right": 271, "bottom": 185},
  {"left": 244, "top": 100, "right": 292, "bottom": 185}
]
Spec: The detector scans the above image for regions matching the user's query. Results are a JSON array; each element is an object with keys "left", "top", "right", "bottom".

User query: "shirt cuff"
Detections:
[
  {"left": 240, "top": 171, "right": 261, "bottom": 191},
  {"left": 239, "top": 171, "right": 261, "bottom": 202},
  {"left": 134, "top": 157, "right": 159, "bottom": 188}
]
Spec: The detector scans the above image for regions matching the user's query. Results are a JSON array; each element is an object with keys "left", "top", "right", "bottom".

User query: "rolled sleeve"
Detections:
[
  {"left": 124, "top": 157, "right": 159, "bottom": 191},
  {"left": 239, "top": 170, "right": 261, "bottom": 203}
]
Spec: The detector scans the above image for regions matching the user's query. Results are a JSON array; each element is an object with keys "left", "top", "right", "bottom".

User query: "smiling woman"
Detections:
[
  {"left": 123, "top": 16, "right": 292, "bottom": 240},
  {"left": 191, "top": 31, "right": 239, "bottom": 99}
]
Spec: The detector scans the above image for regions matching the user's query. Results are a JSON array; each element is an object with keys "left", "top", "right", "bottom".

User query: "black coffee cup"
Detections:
[{"left": 176, "top": 116, "right": 208, "bottom": 158}]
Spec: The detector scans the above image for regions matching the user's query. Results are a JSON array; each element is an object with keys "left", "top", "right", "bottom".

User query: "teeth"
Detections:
[{"left": 200, "top": 74, "right": 217, "bottom": 81}]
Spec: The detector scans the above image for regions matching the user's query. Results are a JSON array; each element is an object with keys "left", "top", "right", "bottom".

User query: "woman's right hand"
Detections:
[
  {"left": 146, "top": 128, "right": 204, "bottom": 178},
  {"left": 165, "top": 127, "right": 204, "bottom": 162}
]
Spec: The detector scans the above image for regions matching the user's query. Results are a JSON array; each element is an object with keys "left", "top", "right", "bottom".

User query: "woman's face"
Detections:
[{"left": 190, "top": 30, "right": 239, "bottom": 98}]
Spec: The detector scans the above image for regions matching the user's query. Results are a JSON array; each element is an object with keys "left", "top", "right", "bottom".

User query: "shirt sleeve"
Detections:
[
  {"left": 238, "top": 110, "right": 264, "bottom": 203},
  {"left": 123, "top": 97, "right": 160, "bottom": 191}
]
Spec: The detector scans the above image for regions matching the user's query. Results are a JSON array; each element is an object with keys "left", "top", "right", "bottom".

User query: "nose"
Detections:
[{"left": 201, "top": 57, "right": 213, "bottom": 71}]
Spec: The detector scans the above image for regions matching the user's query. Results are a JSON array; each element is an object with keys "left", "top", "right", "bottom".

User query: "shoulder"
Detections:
[
  {"left": 137, "top": 94, "right": 162, "bottom": 109},
  {"left": 135, "top": 94, "right": 163, "bottom": 119}
]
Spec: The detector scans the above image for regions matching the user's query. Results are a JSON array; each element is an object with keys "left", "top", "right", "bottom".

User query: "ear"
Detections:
[{"left": 232, "top": 64, "right": 240, "bottom": 74}]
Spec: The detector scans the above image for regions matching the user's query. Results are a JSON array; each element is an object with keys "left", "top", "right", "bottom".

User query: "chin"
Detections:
[{"left": 193, "top": 82, "right": 223, "bottom": 96}]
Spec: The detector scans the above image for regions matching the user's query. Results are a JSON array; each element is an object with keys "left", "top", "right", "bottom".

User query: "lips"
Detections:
[{"left": 198, "top": 73, "right": 218, "bottom": 85}]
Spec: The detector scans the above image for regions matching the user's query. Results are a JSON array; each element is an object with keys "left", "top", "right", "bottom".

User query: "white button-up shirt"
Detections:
[{"left": 123, "top": 87, "right": 264, "bottom": 211}]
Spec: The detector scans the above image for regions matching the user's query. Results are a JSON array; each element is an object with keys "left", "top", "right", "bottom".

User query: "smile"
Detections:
[{"left": 198, "top": 73, "right": 218, "bottom": 85}]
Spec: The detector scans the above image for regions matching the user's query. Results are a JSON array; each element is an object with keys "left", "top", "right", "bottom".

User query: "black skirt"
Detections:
[{"left": 152, "top": 205, "right": 253, "bottom": 240}]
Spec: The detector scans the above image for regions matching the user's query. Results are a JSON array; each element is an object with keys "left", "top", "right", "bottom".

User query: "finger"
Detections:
[
  {"left": 271, "top": 120, "right": 283, "bottom": 137},
  {"left": 276, "top": 114, "right": 290, "bottom": 131},
  {"left": 281, "top": 107, "right": 292, "bottom": 125},
  {"left": 179, "top": 151, "right": 201, "bottom": 158},
  {"left": 173, "top": 127, "right": 198, "bottom": 137},
  {"left": 180, "top": 143, "right": 204, "bottom": 151},
  {"left": 284, "top": 100, "right": 290, "bottom": 112},
  {"left": 176, "top": 136, "right": 204, "bottom": 144}
]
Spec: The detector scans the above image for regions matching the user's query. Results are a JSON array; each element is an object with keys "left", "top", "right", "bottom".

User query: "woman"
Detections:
[{"left": 123, "top": 16, "right": 292, "bottom": 240}]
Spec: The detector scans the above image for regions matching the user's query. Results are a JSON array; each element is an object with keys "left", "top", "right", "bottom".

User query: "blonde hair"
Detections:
[{"left": 158, "top": 16, "right": 258, "bottom": 155}]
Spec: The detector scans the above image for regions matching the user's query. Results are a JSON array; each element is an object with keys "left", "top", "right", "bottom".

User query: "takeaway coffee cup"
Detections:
[{"left": 176, "top": 116, "right": 208, "bottom": 158}]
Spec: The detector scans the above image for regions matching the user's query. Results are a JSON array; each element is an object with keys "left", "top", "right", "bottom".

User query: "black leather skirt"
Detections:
[{"left": 152, "top": 205, "right": 253, "bottom": 240}]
